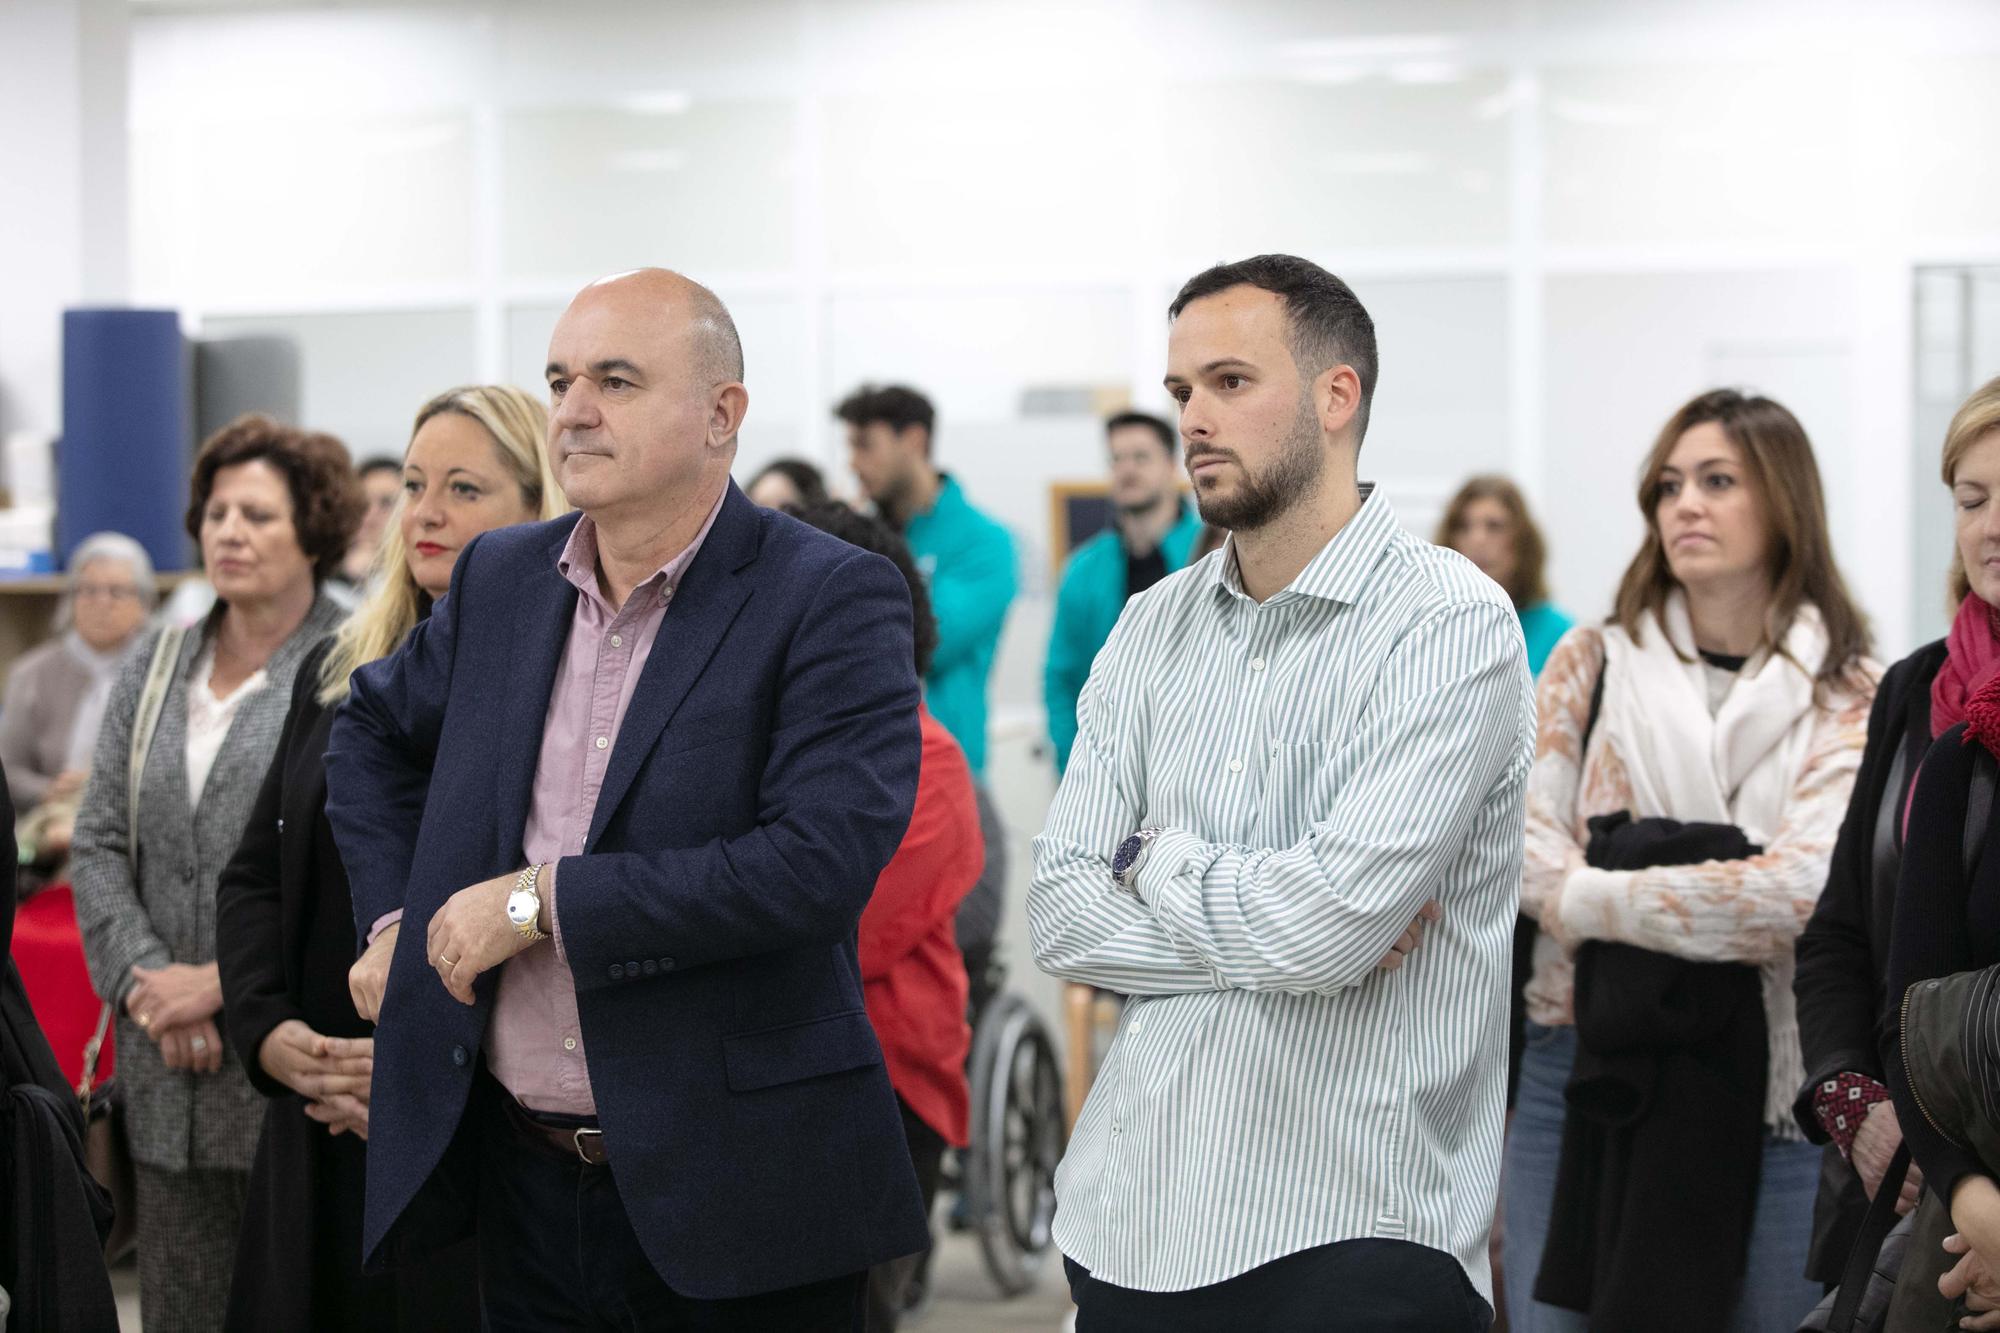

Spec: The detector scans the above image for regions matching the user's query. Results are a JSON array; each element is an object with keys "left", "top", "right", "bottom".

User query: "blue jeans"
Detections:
[{"left": 1500, "top": 1022, "right": 1824, "bottom": 1333}]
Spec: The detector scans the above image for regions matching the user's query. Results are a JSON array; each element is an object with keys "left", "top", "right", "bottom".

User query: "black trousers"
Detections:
[
  {"left": 863, "top": 1096, "right": 948, "bottom": 1332},
  {"left": 471, "top": 1072, "right": 866, "bottom": 1332},
  {"left": 1066, "top": 1238, "right": 1492, "bottom": 1333}
]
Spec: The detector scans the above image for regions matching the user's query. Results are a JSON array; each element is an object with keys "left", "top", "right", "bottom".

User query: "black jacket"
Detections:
[
  {"left": 1792, "top": 640, "right": 1945, "bottom": 1279},
  {"left": 1887, "top": 714, "right": 2000, "bottom": 1212},
  {"left": 1, "top": 760, "right": 119, "bottom": 1331},
  {"left": 1535, "top": 812, "right": 1767, "bottom": 1333},
  {"left": 214, "top": 640, "right": 478, "bottom": 1332}
]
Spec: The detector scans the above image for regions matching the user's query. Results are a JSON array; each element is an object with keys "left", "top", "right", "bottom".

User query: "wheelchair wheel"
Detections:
[{"left": 964, "top": 991, "right": 1065, "bottom": 1296}]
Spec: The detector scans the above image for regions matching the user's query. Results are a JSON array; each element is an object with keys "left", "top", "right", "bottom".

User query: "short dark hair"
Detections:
[
  {"left": 1168, "top": 254, "right": 1379, "bottom": 444},
  {"left": 834, "top": 385, "right": 936, "bottom": 453},
  {"left": 356, "top": 456, "right": 402, "bottom": 481},
  {"left": 186, "top": 413, "right": 364, "bottom": 582},
  {"left": 748, "top": 457, "right": 829, "bottom": 507},
  {"left": 788, "top": 500, "right": 938, "bottom": 678},
  {"left": 1105, "top": 411, "right": 1175, "bottom": 456}
]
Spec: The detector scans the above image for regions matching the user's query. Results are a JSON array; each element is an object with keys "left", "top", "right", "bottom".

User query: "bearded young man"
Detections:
[{"left": 1028, "top": 254, "right": 1535, "bottom": 1332}]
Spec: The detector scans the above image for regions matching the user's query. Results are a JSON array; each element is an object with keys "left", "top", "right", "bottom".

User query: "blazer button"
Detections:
[
  {"left": 181, "top": 863, "right": 195, "bottom": 881},
  {"left": 658, "top": 957, "right": 675, "bottom": 972},
  {"left": 609, "top": 964, "right": 625, "bottom": 980},
  {"left": 625, "top": 961, "right": 640, "bottom": 978},
  {"left": 451, "top": 1044, "right": 469, "bottom": 1068},
  {"left": 641, "top": 959, "right": 658, "bottom": 976}
]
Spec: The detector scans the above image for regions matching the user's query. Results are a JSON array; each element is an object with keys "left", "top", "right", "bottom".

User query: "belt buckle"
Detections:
[{"left": 573, "top": 1127, "right": 604, "bottom": 1164}]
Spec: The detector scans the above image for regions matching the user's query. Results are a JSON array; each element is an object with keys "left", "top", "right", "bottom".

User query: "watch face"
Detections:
[
  {"left": 507, "top": 891, "right": 534, "bottom": 926},
  {"left": 1112, "top": 834, "right": 1143, "bottom": 880}
]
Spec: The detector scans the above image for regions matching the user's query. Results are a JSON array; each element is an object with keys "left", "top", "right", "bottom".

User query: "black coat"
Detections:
[
  {"left": 1, "top": 760, "right": 119, "bottom": 1331},
  {"left": 1887, "top": 714, "right": 2000, "bottom": 1213},
  {"left": 1792, "top": 640, "right": 1945, "bottom": 1280},
  {"left": 1535, "top": 812, "right": 1768, "bottom": 1333},
  {"left": 214, "top": 640, "right": 478, "bottom": 1332}
]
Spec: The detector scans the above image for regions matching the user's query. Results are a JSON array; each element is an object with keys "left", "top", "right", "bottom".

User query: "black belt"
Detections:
[{"left": 496, "top": 1086, "right": 608, "bottom": 1167}]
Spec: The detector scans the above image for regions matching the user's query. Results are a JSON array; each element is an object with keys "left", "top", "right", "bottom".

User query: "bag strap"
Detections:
[
  {"left": 76, "top": 1001, "right": 113, "bottom": 1108},
  {"left": 1826, "top": 1142, "right": 1912, "bottom": 1332},
  {"left": 127, "top": 624, "right": 185, "bottom": 853},
  {"left": 91, "top": 624, "right": 188, "bottom": 1095}
]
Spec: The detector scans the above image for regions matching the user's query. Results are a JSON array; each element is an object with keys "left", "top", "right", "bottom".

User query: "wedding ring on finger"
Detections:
[
  {"left": 439, "top": 955, "right": 459, "bottom": 969},
  {"left": 136, "top": 1012, "right": 153, "bottom": 1029},
  {"left": 190, "top": 1035, "right": 209, "bottom": 1053}
]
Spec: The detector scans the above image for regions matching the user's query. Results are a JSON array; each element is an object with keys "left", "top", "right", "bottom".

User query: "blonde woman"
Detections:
[{"left": 213, "top": 386, "right": 566, "bottom": 1331}]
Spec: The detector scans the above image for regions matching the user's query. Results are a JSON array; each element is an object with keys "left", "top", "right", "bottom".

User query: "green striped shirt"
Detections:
[{"left": 1028, "top": 486, "right": 1536, "bottom": 1297}]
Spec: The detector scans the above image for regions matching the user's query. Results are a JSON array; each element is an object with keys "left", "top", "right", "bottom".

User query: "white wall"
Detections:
[
  {"left": 0, "top": 0, "right": 129, "bottom": 441},
  {"left": 65, "top": 0, "right": 2000, "bottom": 1033}
]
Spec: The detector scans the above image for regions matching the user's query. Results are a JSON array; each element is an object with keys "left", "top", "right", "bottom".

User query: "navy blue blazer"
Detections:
[{"left": 323, "top": 482, "right": 930, "bottom": 1299}]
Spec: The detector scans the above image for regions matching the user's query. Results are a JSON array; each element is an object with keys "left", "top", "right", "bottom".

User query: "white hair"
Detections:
[{"left": 56, "top": 531, "right": 157, "bottom": 630}]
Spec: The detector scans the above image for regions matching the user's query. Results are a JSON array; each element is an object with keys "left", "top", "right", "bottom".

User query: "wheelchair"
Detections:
[{"left": 943, "top": 949, "right": 1067, "bottom": 1296}]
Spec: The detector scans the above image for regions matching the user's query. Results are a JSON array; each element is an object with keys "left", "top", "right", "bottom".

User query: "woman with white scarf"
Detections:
[{"left": 1501, "top": 389, "right": 1877, "bottom": 1332}]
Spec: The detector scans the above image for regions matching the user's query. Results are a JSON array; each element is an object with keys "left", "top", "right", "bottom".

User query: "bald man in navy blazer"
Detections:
[{"left": 325, "top": 269, "right": 928, "bottom": 1331}]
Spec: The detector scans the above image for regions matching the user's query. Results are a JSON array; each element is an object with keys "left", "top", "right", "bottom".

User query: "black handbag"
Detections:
[{"left": 76, "top": 1001, "right": 136, "bottom": 1264}]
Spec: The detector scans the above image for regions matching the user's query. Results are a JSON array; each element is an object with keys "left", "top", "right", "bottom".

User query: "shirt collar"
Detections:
[
  {"left": 1208, "top": 482, "right": 1392, "bottom": 608},
  {"left": 556, "top": 485, "right": 729, "bottom": 609}
]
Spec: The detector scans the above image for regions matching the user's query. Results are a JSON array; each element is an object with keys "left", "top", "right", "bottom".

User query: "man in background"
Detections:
[
  {"left": 1044, "top": 411, "right": 1202, "bottom": 774},
  {"left": 837, "top": 384, "right": 1016, "bottom": 780}
]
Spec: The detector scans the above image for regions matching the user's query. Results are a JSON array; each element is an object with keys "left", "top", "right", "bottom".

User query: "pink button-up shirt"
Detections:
[{"left": 486, "top": 492, "right": 725, "bottom": 1115}]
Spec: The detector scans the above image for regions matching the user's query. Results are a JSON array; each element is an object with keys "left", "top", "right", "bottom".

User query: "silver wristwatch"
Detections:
[{"left": 506, "top": 863, "right": 550, "bottom": 943}]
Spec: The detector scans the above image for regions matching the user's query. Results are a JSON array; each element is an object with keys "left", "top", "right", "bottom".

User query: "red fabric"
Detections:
[
  {"left": 11, "top": 885, "right": 114, "bottom": 1089},
  {"left": 1932, "top": 594, "right": 2000, "bottom": 741},
  {"left": 1811, "top": 1071, "right": 1890, "bottom": 1161},
  {"left": 859, "top": 708, "right": 981, "bottom": 1148}
]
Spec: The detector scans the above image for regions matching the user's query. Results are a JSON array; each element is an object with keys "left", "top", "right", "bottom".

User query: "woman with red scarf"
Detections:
[
  {"left": 1793, "top": 373, "right": 2000, "bottom": 1287},
  {"left": 784, "top": 500, "right": 982, "bottom": 1333}
]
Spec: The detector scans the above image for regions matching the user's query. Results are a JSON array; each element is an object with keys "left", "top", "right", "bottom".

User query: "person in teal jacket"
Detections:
[
  {"left": 839, "top": 384, "right": 1017, "bottom": 777},
  {"left": 1435, "top": 474, "right": 1574, "bottom": 677},
  {"left": 1044, "top": 412, "right": 1204, "bottom": 773}
]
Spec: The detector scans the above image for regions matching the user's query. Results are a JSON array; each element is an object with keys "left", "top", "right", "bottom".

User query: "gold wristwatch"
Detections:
[{"left": 505, "top": 863, "right": 550, "bottom": 943}]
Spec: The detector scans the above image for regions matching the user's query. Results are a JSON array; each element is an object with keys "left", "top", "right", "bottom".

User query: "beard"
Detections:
[{"left": 1189, "top": 392, "right": 1325, "bottom": 533}]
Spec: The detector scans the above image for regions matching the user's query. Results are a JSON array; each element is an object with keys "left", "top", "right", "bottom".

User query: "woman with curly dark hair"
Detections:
[{"left": 71, "top": 413, "right": 360, "bottom": 1332}]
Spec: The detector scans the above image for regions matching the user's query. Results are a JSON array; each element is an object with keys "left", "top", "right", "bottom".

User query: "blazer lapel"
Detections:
[
  {"left": 496, "top": 520, "right": 584, "bottom": 853},
  {"left": 586, "top": 485, "right": 761, "bottom": 849}
]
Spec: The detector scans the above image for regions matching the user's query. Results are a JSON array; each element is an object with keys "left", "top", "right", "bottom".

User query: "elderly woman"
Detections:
[
  {"left": 215, "top": 385, "right": 566, "bottom": 1330},
  {"left": 71, "top": 414, "right": 360, "bottom": 1333},
  {"left": 0, "top": 533, "right": 156, "bottom": 848}
]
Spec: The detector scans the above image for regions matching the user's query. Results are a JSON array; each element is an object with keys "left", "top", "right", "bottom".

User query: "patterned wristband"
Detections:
[{"left": 1813, "top": 1072, "right": 1890, "bottom": 1160}]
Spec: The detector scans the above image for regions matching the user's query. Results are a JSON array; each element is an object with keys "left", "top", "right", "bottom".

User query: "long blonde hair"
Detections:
[{"left": 318, "top": 385, "right": 567, "bottom": 703}]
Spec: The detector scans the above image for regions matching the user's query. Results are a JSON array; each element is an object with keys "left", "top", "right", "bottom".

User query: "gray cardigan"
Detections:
[
  {"left": 70, "top": 593, "right": 346, "bottom": 1174},
  {"left": 0, "top": 635, "right": 116, "bottom": 813}
]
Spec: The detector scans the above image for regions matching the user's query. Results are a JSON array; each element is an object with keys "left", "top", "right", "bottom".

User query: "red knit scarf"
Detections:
[{"left": 1935, "top": 594, "right": 2000, "bottom": 741}]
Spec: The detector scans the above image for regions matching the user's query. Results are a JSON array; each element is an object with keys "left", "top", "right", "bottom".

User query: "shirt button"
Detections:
[
  {"left": 1250, "top": 657, "right": 1266, "bottom": 671},
  {"left": 1129, "top": 1020, "right": 1143, "bottom": 1035},
  {"left": 595, "top": 736, "right": 609, "bottom": 750},
  {"left": 610, "top": 634, "right": 623, "bottom": 648},
  {"left": 1228, "top": 758, "right": 1243, "bottom": 774},
  {"left": 563, "top": 1037, "right": 577, "bottom": 1051}
]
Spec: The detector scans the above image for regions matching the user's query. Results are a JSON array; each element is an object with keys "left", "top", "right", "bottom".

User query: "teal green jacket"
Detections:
[
  {"left": 904, "top": 476, "right": 1017, "bottom": 777},
  {"left": 1043, "top": 502, "right": 1205, "bottom": 773},
  {"left": 1519, "top": 601, "right": 1575, "bottom": 679}
]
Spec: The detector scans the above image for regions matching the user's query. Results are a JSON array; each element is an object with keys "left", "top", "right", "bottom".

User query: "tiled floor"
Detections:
[{"left": 112, "top": 1228, "right": 1072, "bottom": 1331}]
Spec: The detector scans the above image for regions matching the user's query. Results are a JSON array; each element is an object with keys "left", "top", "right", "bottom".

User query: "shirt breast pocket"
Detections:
[{"left": 1264, "top": 736, "right": 1338, "bottom": 821}]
